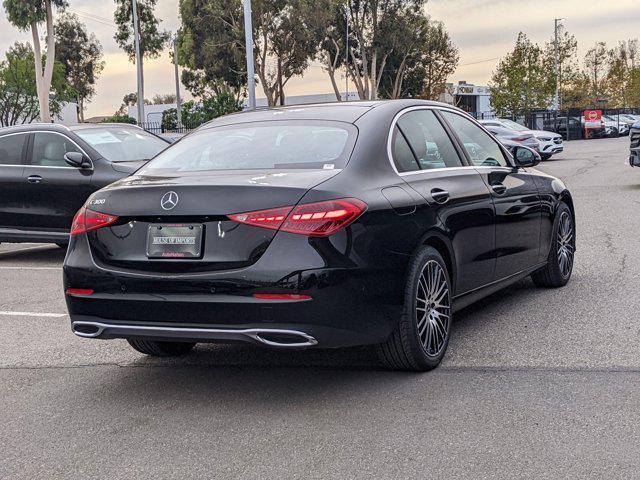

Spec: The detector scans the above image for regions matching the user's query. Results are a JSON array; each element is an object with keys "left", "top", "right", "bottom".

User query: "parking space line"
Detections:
[
  {"left": 0, "top": 311, "right": 67, "bottom": 318},
  {"left": 0, "top": 245, "right": 56, "bottom": 255},
  {"left": 0, "top": 266, "right": 62, "bottom": 270}
]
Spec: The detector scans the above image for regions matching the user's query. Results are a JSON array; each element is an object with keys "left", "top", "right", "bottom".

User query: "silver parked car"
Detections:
[
  {"left": 480, "top": 119, "right": 562, "bottom": 160},
  {"left": 481, "top": 124, "right": 540, "bottom": 152}
]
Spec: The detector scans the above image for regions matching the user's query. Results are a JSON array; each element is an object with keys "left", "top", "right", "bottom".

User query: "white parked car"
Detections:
[
  {"left": 603, "top": 115, "right": 630, "bottom": 136},
  {"left": 480, "top": 118, "right": 563, "bottom": 160}
]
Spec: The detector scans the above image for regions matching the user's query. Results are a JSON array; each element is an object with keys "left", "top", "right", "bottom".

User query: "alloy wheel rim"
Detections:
[
  {"left": 416, "top": 260, "right": 451, "bottom": 357},
  {"left": 557, "top": 211, "right": 574, "bottom": 278}
]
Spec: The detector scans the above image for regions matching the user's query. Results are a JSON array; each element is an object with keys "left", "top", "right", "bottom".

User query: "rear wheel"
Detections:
[
  {"left": 377, "top": 246, "right": 452, "bottom": 371},
  {"left": 532, "top": 202, "right": 574, "bottom": 288},
  {"left": 127, "top": 339, "right": 196, "bottom": 357}
]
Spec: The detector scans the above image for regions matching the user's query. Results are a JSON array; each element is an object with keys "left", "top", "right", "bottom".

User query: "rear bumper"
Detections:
[
  {"left": 72, "top": 319, "right": 319, "bottom": 348},
  {"left": 63, "top": 230, "right": 406, "bottom": 348}
]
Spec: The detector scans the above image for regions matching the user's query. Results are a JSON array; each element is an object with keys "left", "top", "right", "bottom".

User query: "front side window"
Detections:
[
  {"left": 141, "top": 122, "right": 355, "bottom": 173},
  {"left": 441, "top": 111, "right": 509, "bottom": 167},
  {"left": 31, "top": 132, "right": 81, "bottom": 167},
  {"left": 394, "top": 110, "right": 462, "bottom": 172},
  {"left": 0, "top": 133, "right": 28, "bottom": 165},
  {"left": 75, "top": 127, "right": 168, "bottom": 162}
]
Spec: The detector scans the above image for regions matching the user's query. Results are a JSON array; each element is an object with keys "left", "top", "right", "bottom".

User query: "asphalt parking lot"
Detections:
[{"left": 1, "top": 137, "right": 639, "bottom": 479}]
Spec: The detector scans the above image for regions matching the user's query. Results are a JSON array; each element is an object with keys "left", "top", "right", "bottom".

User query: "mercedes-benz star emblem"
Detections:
[{"left": 160, "top": 191, "right": 179, "bottom": 211}]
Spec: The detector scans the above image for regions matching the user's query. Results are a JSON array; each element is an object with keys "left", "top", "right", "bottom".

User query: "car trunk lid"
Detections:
[{"left": 85, "top": 169, "right": 339, "bottom": 273}]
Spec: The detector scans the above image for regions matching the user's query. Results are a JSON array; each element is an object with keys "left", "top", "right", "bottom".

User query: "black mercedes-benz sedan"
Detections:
[
  {"left": 63, "top": 100, "right": 576, "bottom": 371},
  {"left": 0, "top": 123, "right": 169, "bottom": 247}
]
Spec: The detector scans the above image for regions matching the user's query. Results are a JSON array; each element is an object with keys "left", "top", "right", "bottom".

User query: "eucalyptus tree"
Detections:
[{"left": 3, "top": 0, "right": 67, "bottom": 122}]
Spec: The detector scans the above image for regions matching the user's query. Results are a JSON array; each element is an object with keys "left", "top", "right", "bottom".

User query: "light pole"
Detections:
[
  {"left": 243, "top": 0, "right": 256, "bottom": 110},
  {"left": 173, "top": 35, "right": 182, "bottom": 128},
  {"left": 132, "top": 0, "right": 145, "bottom": 125},
  {"left": 345, "top": 3, "right": 349, "bottom": 101},
  {"left": 554, "top": 18, "right": 564, "bottom": 111}
]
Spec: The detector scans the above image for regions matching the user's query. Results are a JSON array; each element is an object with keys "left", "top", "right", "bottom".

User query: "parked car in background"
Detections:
[
  {"left": 630, "top": 121, "right": 640, "bottom": 167},
  {"left": 480, "top": 124, "right": 540, "bottom": 152},
  {"left": 580, "top": 116, "right": 618, "bottom": 138},
  {"left": 603, "top": 115, "right": 630, "bottom": 136},
  {"left": 0, "top": 123, "right": 170, "bottom": 247},
  {"left": 619, "top": 113, "right": 640, "bottom": 126},
  {"left": 480, "top": 118, "right": 563, "bottom": 160}
]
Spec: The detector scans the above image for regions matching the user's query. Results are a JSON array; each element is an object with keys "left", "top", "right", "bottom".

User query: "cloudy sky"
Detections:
[{"left": 1, "top": 0, "right": 638, "bottom": 118}]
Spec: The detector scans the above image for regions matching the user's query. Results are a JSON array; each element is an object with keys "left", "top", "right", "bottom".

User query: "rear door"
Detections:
[
  {"left": 0, "top": 132, "right": 29, "bottom": 231},
  {"left": 22, "top": 131, "right": 94, "bottom": 232},
  {"left": 440, "top": 111, "right": 542, "bottom": 280},
  {"left": 391, "top": 108, "right": 496, "bottom": 295}
]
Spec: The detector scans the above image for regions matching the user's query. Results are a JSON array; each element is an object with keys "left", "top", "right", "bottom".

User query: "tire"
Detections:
[
  {"left": 127, "top": 339, "right": 196, "bottom": 357},
  {"left": 377, "top": 246, "right": 452, "bottom": 372},
  {"left": 540, "top": 153, "right": 552, "bottom": 161},
  {"left": 531, "top": 202, "right": 575, "bottom": 288}
]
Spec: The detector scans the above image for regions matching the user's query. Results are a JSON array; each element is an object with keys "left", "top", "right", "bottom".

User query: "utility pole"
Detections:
[
  {"left": 243, "top": 0, "right": 256, "bottom": 110},
  {"left": 173, "top": 35, "right": 182, "bottom": 128},
  {"left": 345, "top": 3, "right": 349, "bottom": 101},
  {"left": 132, "top": 0, "right": 145, "bottom": 125},
  {"left": 554, "top": 18, "right": 563, "bottom": 111}
]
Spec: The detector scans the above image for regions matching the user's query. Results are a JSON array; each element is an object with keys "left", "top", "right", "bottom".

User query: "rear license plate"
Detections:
[{"left": 146, "top": 224, "right": 203, "bottom": 259}]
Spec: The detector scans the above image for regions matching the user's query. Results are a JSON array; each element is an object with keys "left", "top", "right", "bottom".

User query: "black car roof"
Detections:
[
  {"left": 200, "top": 99, "right": 461, "bottom": 129},
  {"left": 0, "top": 122, "right": 145, "bottom": 135}
]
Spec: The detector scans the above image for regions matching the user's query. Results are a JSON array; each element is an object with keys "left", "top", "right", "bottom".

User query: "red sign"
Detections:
[{"left": 584, "top": 110, "right": 602, "bottom": 129}]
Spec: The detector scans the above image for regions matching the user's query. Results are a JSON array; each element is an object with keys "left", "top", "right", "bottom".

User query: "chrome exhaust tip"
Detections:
[
  {"left": 72, "top": 321, "right": 105, "bottom": 338},
  {"left": 246, "top": 329, "right": 318, "bottom": 348}
]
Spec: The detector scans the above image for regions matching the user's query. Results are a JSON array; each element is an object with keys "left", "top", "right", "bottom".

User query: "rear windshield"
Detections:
[
  {"left": 140, "top": 121, "right": 356, "bottom": 173},
  {"left": 75, "top": 127, "right": 169, "bottom": 162}
]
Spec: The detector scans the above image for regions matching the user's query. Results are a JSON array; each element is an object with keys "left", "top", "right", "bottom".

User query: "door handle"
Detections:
[
  {"left": 27, "top": 175, "right": 43, "bottom": 184},
  {"left": 490, "top": 183, "right": 507, "bottom": 195},
  {"left": 430, "top": 188, "right": 450, "bottom": 204}
]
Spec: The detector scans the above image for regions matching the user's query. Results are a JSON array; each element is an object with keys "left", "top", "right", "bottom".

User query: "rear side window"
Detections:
[
  {"left": 0, "top": 133, "right": 28, "bottom": 165},
  {"left": 393, "top": 110, "right": 462, "bottom": 173},
  {"left": 142, "top": 121, "right": 356, "bottom": 173},
  {"left": 440, "top": 111, "right": 509, "bottom": 167},
  {"left": 31, "top": 132, "right": 81, "bottom": 167},
  {"left": 391, "top": 127, "right": 419, "bottom": 173}
]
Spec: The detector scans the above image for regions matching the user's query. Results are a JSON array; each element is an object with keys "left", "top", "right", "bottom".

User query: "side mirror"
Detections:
[
  {"left": 512, "top": 146, "right": 541, "bottom": 168},
  {"left": 64, "top": 152, "right": 92, "bottom": 169}
]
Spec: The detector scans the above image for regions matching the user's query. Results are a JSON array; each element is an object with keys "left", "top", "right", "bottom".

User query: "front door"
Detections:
[
  {"left": 22, "top": 132, "right": 94, "bottom": 232},
  {"left": 440, "top": 111, "right": 542, "bottom": 280}
]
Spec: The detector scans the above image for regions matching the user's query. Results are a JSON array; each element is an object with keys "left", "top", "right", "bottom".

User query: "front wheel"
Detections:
[
  {"left": 127, "top": 339, "right": 196, "bottom": 357},
  {"left": 377, "top": 246, "right": 452, "bottom": 371},
  {"left": 532, "top": 202, "right": 575, "bottom": 287}
]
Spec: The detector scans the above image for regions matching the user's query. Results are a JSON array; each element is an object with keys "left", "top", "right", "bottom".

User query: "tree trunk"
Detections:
[
  {"left": 42, "top": 0, "right": 56, "bottom": 122},
  {"left": 78, "top": 95, "right": 84, "bottom": 123},
  {"left": 30, "top": 22, "right": 48, "bottom": 123},
  {"left": 370, "top": 50, "right": 377, "bottom": 100},
  {"left": 277, "top": 57, "right": 285, "bottom": 106}
]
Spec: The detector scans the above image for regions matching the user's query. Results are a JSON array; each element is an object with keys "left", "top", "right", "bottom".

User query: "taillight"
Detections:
[
  {"left": 66, "top": 288, "right": 94, "bottom": 296},
  {"left": 253, "top": 293, "right": 312, "bottom": 301},
  {"left": 227, "top": 206, "right": 292, "bottom": 231},
  {"left": 229, "top": 198, "right": 367, "bottom": 237},
  {"left": 70, "top": 206, "right": 118, "bottom": 236}
]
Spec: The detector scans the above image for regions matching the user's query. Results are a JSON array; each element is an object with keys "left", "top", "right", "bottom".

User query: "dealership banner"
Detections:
[{"left": 584, "top": 110, "right": 602, "bottom": 129}]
